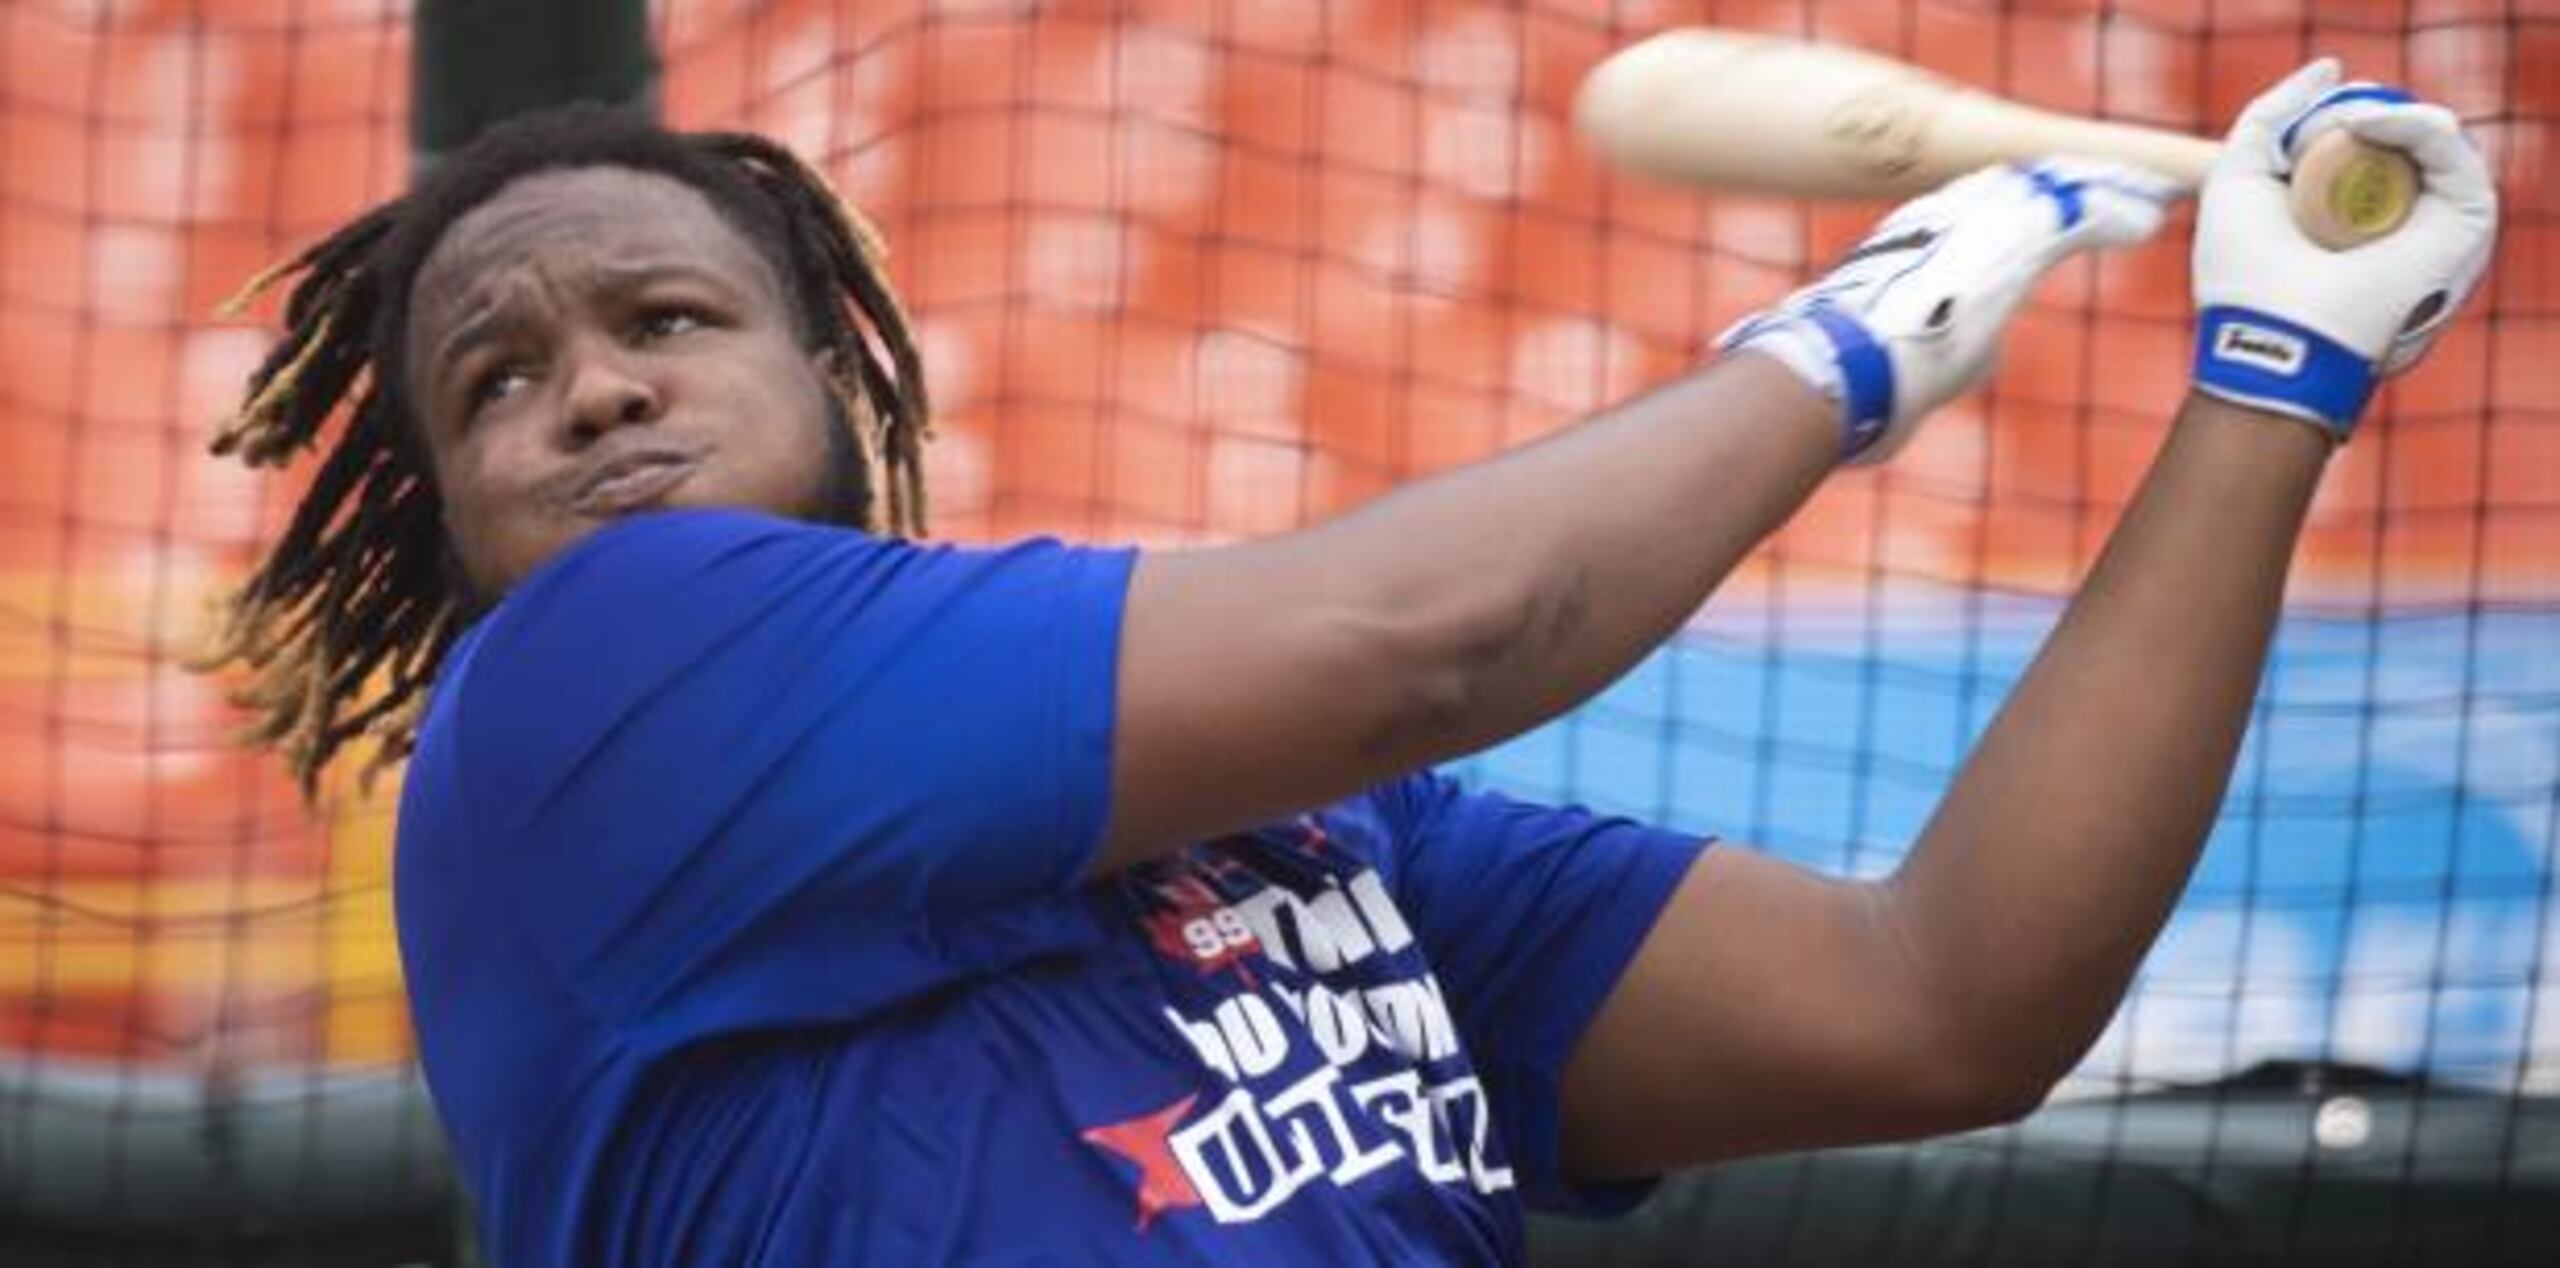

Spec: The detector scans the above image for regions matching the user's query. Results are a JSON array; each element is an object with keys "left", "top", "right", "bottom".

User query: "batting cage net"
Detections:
[{"left": 0, "top": 1, "right": 2552, "bottom": 1265}]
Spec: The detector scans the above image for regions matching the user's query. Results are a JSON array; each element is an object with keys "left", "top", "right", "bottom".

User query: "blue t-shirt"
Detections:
[{"left": 396, "top": 509, "right": 1706, "bottom": 1266}]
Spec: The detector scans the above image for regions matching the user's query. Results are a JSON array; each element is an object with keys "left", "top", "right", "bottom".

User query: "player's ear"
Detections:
[{"left": 807, "top": 345, "right": 862, "bottom": 414}]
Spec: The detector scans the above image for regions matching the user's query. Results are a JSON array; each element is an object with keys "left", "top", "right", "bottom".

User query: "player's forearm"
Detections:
[
  {"left": 1882, "top": 393, "right": 2329, "bottom": 1098},
  {"left": 1296, "top": 351, "right": 1835, "bottom": 760}
]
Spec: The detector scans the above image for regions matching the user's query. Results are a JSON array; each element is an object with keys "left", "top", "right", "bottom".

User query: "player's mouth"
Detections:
[{"left": 573, "top": 449, "right": 700, "bottom": 515}]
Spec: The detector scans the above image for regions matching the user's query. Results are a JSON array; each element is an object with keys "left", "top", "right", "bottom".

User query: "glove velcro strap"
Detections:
[
  {"left": 2193, "top": 305, "right": 2375, "bottom": 439},
  {"left": 1720, "top": 304, "right": 1904, "bottom": 458},
  {"left": 1801, "top": 307, "right": 1896, "bottom": 459},
  {"left": 1722, "top": 308, "right": 1897, "bottom": 461},
  {"left": 2277, "top": 83, "right": 2415, "bottom": 159}
]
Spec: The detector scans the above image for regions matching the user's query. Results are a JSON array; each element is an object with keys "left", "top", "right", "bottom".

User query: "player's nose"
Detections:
[{"left": 558, "top": 340, "right": 664, "bottom": 445}]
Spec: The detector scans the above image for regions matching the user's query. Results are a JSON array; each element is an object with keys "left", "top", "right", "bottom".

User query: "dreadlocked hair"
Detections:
[{"left": 197, "top": 104, "right": 931, "bottom": 797}]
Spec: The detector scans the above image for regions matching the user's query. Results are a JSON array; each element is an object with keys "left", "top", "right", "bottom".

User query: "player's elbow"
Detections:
[
  {"left": 1863, "top": 897, "right": 2070, "bottom": 1133},
  {"left": 1923, "top": 1001, "right": 2095, "bottom": 1131},
  {"left": 1339, "top": 569, "right": 1566, "bottom": 766},
  {"left": 1333, "top": 604, "right": 1497, "bottom": 767},
  {"left": 1886, "top": 1035, "right": 2062, "bottom": 1136},
  {"left": 1949, "top": 1057, "right": 2062, "bottom": 1130}
]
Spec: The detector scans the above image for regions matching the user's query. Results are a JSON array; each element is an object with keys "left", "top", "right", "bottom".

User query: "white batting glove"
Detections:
[
  {"left": 2192, "top": 60, "right": 2498, "bottom": 439},
  {"left": 1721, "top": 158, "right": 2173, "bottom": 464}
]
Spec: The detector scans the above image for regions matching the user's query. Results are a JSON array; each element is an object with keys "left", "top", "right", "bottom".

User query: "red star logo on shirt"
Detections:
[{"left": 1081, "top": 1093, "right": 1203, "bottom": 1231}]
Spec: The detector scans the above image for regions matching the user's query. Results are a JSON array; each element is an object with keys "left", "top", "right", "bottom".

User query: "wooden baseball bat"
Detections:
[{"left": 1575, "top": 30, "right": 2418, "bottom": 250}]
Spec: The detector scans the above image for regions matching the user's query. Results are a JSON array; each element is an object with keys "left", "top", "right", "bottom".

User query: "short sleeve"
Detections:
[
  {"left": 426, "top": 509, "right": 1136, "bottom": 1051},
  {"left": 1372, "top": 772, "right": 1709, "bottom": 1217}
]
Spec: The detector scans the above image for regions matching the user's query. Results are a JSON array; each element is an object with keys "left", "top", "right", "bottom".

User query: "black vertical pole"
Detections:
[{"left": 410, "top": 0, "right": 660, "bottom": 180}]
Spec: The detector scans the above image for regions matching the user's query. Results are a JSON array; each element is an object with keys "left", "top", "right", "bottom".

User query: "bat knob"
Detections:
[{"left": 2286, "top": 129, "right": 2419, "bottom": 250}]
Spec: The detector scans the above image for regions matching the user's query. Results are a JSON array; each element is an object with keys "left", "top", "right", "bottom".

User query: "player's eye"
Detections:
[
  {"left": 465, "top": 363, "right": 535, "bottom": 416},
  {"left": 632, "top": 305, "right": 710, "bottom": 343}
]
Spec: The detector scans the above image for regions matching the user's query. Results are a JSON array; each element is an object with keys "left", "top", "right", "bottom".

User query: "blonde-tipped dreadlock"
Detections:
[{"left": 196, "top": 105, "right": 932, "bottom": 796}]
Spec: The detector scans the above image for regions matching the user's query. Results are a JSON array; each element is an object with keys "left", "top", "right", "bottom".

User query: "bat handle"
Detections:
[
  {"left": 2286, "top": 129, "right": 2420, "bottom": 250},
  {"left": 1951, "top": 99, "right": 2415, "bottom": 251}
]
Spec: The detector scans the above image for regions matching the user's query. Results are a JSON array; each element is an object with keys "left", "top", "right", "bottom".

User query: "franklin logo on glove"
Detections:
[{"left": 2213, "top": 323, "right": 2309, "bottom": 376}]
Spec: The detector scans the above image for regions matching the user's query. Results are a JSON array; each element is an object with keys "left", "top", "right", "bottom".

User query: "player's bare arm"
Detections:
[
  {"left": 1556, "top": 62, "right": 2499, "bottom": 1175},
  {"left": 1560, "top": 392, "right": 2329, "bottom": 1170}
]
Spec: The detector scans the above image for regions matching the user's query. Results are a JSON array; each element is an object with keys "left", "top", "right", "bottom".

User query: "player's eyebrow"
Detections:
[
  {"left": 430, "top": 305, "right": 509, "bottom": 371},
  {"left": 588, "top": 258, "right": 745, "bottom": 296},
  {"left": 425, "top": 259, "right": 746, "bottom": 386},
  {"left": 421, "top": 306, "right": 521, "bottom": 409}
]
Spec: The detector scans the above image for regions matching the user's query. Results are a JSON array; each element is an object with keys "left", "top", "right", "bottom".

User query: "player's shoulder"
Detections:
[
  {"left": 484, "top": 508, "right": 1107, "bottom": 637},
  {"left": 460, "top": 509, "right": 907, "bottom": 673},
  {"left": 503, "top": 507, "right": 862, "bottom": 613},
  {"left": 415, "top": 511, "right": 881, "bottom": 783}
]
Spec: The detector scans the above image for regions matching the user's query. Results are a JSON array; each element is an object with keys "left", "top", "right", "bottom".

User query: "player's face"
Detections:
[{"left": 404, "top": 166, "right": 843, "bottom": 598}]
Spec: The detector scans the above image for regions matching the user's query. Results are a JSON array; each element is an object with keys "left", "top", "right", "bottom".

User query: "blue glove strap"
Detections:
[
  {"left": 1802, "top": 306, "right": 1896, "bottom": 459},
  {"left": 2193, "top": 305, "right": 2375, "bottom": 439},
  {"left": 2278, "top": 83, "right": 2415, "bottom": 158}
]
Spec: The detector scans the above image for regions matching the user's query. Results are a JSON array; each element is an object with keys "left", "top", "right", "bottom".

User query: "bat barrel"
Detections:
[
  {"left": 1934, "top": 95, "right": 2219, "bottom": 187},
  {"left": 1575, "top": 29, "right": 2223, "bottom": 198}
]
